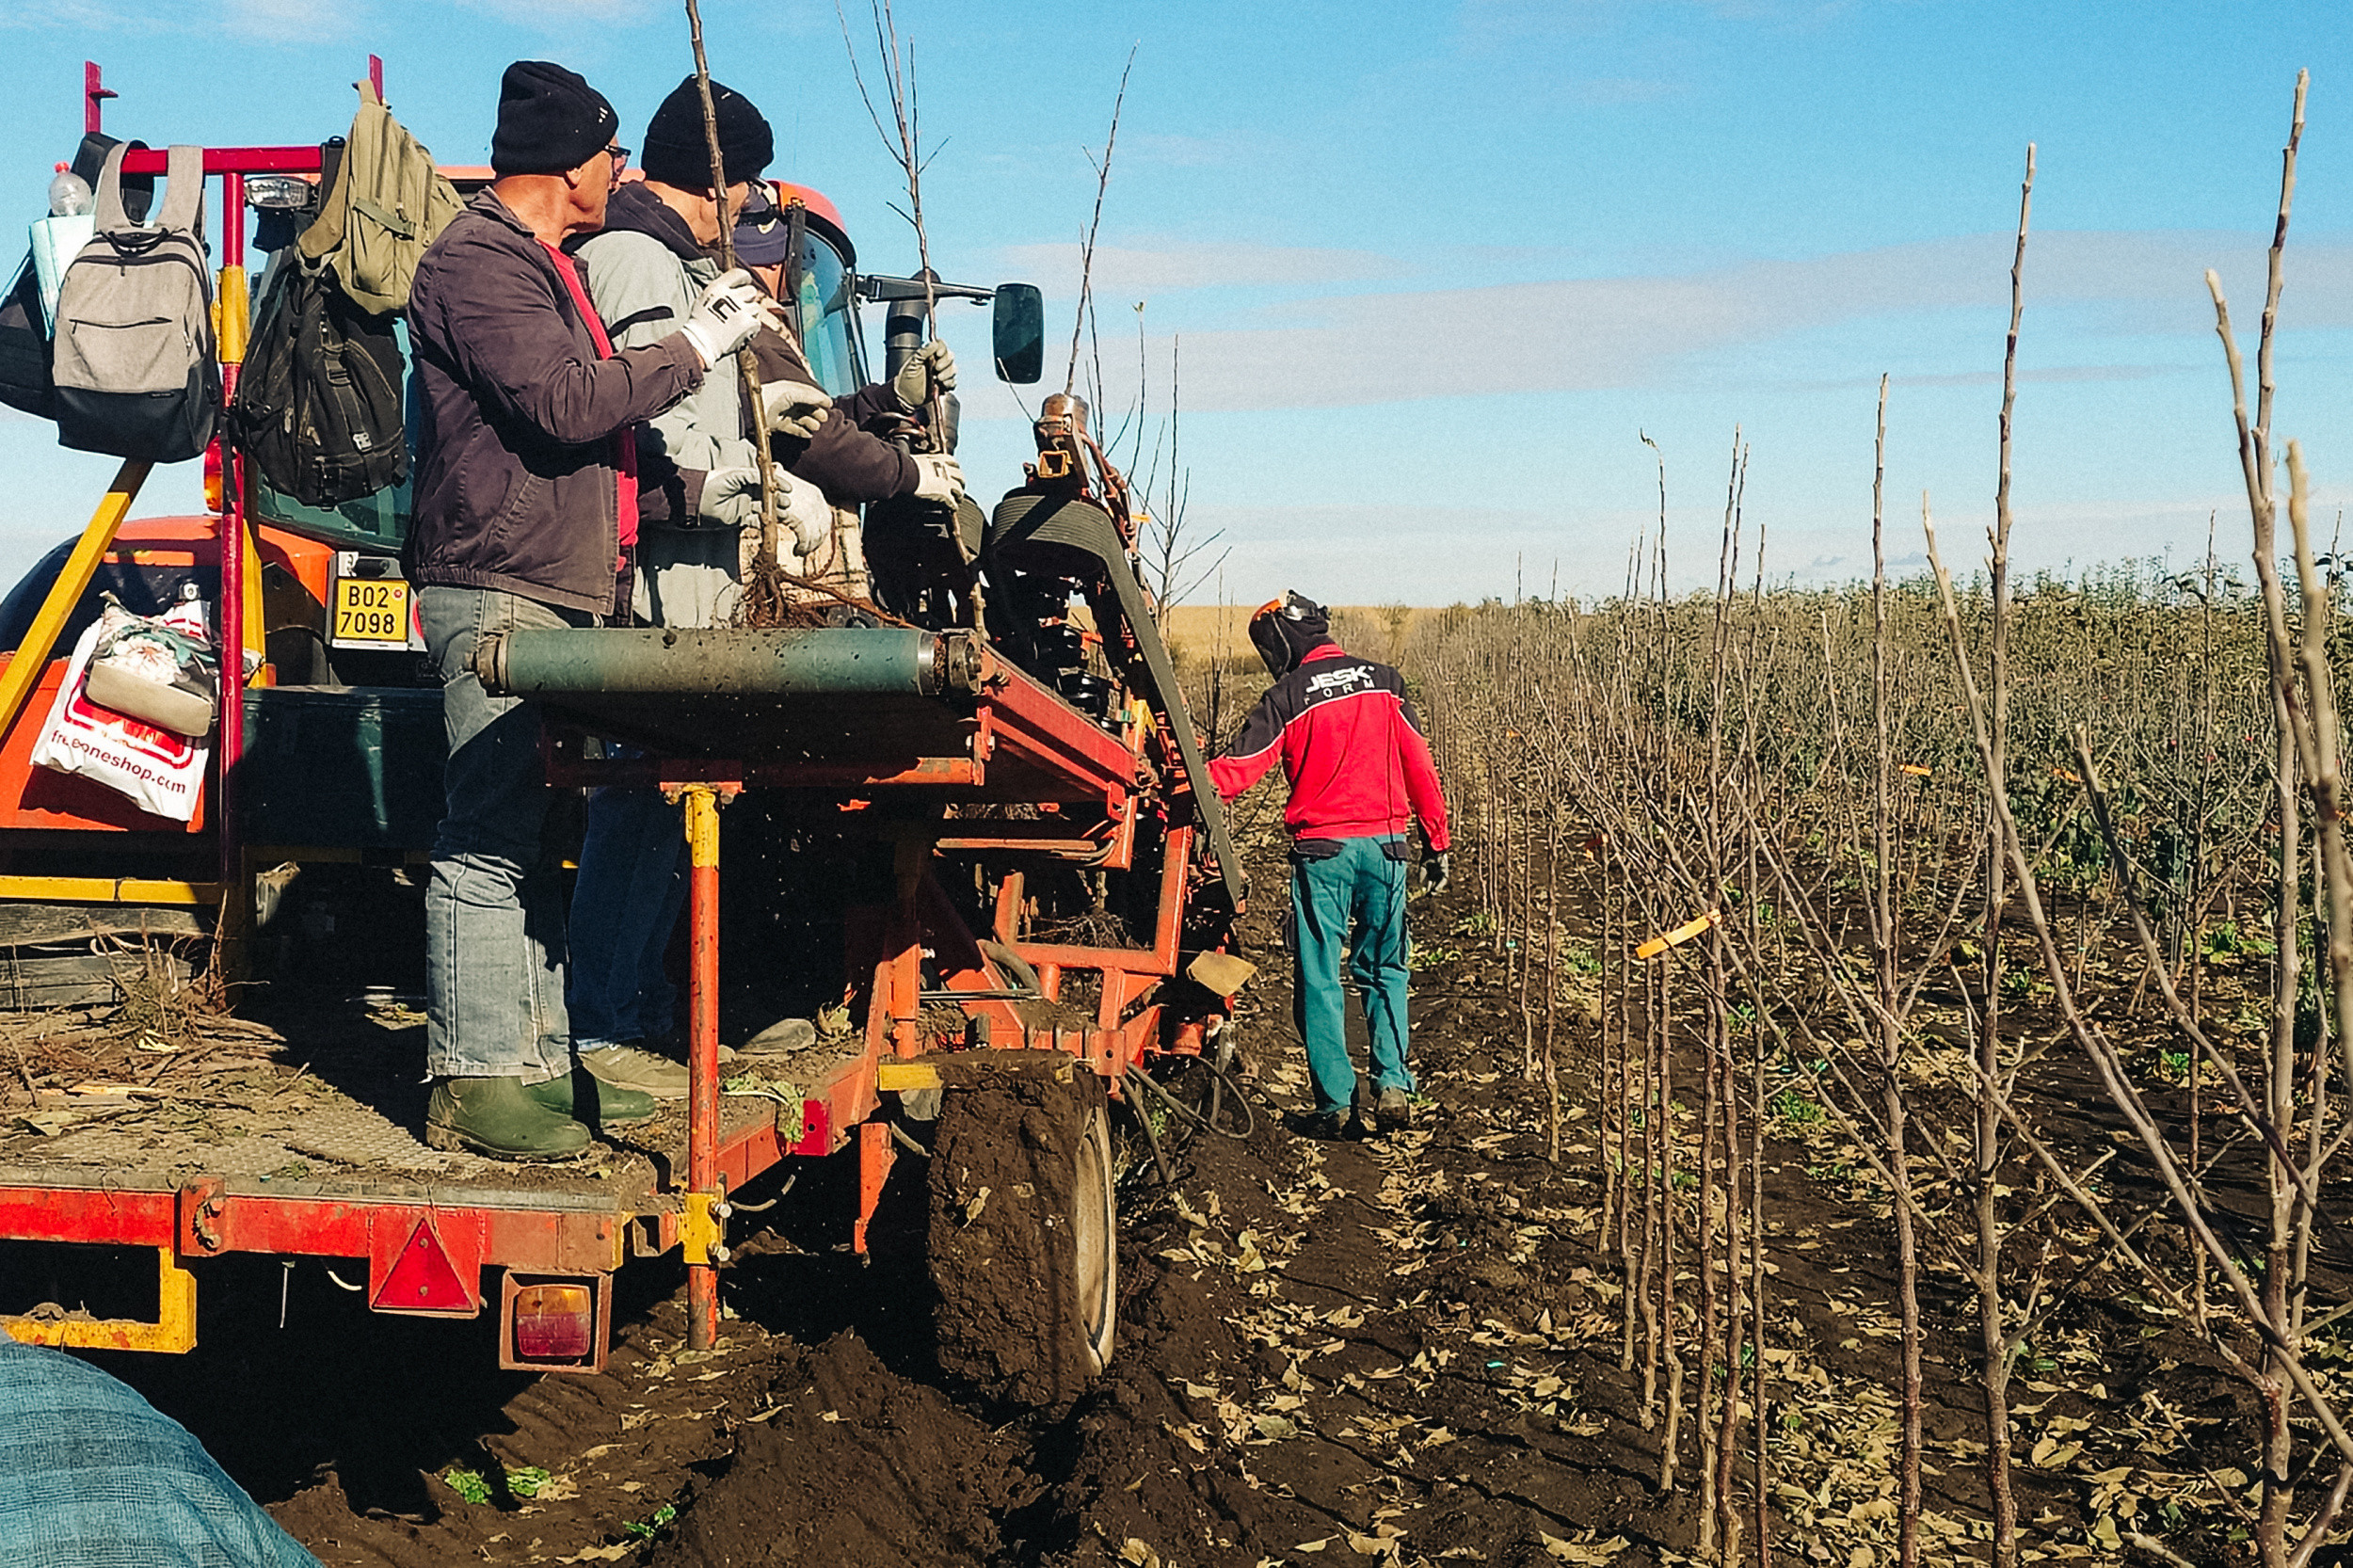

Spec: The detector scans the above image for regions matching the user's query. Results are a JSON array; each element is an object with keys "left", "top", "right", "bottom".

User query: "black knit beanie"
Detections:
[
  {"left": 491, "top": 61, "right": 619, "bottom": 176},
  {"left": 640, "top": 75, "right": 774, "bottom": 189},
  {"left": 1250, "top": 592, "right": 1333, "bottom": 678}
]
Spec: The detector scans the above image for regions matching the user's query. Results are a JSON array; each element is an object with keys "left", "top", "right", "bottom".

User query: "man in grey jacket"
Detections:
[
  {"left": 408, "top": 60, "right": 782, "bottom": 1159},
  {"left": 574, "top": 78, "right": 829, "bottom": 631},
  {"left": 563, "top": 77, "right": 833, "bottom": 1095}
]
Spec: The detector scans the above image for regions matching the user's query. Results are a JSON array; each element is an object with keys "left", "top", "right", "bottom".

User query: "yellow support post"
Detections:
[
  {"left": 0, "top": 460, "right": 152, "bottom": 742},
  {"left": 216, "top": 264, "right": 264, "bottom": 671},
  {"left": 0, "top": 876, "right": 221, "bottom": 905},
  {"left": 215, "top": 265, "right": 248, "bottom": 363},
  {"left": 2, "top": 1247, "right": 198, "bottom": 1353},
  {"left": 681, "top": 782, "right": 724, "bottom": 1349}
]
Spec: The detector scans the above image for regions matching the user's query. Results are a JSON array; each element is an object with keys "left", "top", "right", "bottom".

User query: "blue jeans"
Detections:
[
  {"left": 568, "top": 780, "right": 688, "bottom": 1050},
  {"left": 1290, "top": 835, "right": 1416, "bottom": 1117},
  {"left": 420, "top": 586, "right": 592, "bottom": 1082}
]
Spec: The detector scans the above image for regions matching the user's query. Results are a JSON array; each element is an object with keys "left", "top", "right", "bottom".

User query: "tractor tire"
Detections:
[{"left": 927, "top": 1061, "right": 1115, "bottom": 1410}]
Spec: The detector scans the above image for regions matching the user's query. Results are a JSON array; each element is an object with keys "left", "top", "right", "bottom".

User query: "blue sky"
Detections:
[{"left": 0, "top": 0, "right": 2344, "bottom": 604}]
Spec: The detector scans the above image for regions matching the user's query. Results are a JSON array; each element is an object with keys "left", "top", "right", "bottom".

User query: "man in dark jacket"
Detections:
[
  {"left": 408, "top": 59, "right": 780, "bottom": 1160},
  {"left": 1209, "top": 592, "right": 1450, "bottom": 1139},
  {"left": 731, "top": 186, "right": 963, "bottom": 513}
]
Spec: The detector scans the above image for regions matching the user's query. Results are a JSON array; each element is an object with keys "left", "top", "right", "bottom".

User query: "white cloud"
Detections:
[
  {"left": 1456, "top": 0, "right": 1851, "bottom": 46},
  {"left": 1790, "top": 363, "right": 2197, "bottom": 393},
  {"left": 4, "top": 0, "right": 662, "bottom": 29},
  {"left": 0, "top": 1, "right": 154, "bottom": 29},
  {"left": 1086, "top": 230, "right": 2353, "bottom": 411},
  {"left": 227, "top": 0, "right": 356, "bottom": 34},
  {"left": 1124, "top": 132, "right": 1265, "bottom": 169},
  {"left": 1574, "top": 77, "right": 1685, "bottom": 104},
  {"left": 455, "top": 0, "right": 657, "bottom": 21},
  {"left": 996, "top": 239, "right": 1404, "bottom": 296}
]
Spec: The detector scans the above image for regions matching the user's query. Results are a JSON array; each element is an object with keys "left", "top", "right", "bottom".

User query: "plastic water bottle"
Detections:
[{"left": 47, "top": 163, "right": 90, "bottom": 217}]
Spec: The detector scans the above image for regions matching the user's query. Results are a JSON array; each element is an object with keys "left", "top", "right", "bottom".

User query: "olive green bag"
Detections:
[{"left": 296, "top": 79, "right": 460, "bottom": 315}]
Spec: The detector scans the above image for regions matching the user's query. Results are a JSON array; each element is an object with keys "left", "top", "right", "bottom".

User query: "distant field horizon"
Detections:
[{"left": 1159, "top": 603, "right": 1444, "bottom": 665}]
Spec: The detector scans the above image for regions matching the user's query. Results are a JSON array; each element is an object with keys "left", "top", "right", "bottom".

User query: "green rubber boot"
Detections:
[
  {"left": 426, "top": 1076, "right": 592, "bottom": 1161},
  {"left": 528, "top": 1066, "right": 657, "bottom": 1128}
]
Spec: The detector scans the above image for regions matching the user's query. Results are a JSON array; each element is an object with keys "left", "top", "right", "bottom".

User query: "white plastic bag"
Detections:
[
  {"left": 29, "top": 606, "right": 210, "bottom": 822},
  {"left": 81, "top": 593, "right": 217, "bottom": 737}
]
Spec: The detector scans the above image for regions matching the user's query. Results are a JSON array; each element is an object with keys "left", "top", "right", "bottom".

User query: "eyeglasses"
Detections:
[{"left": 603, "top": 145, "right": 631, "bottom": 185}]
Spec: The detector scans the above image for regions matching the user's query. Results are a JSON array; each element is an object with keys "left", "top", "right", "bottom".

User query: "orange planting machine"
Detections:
[{"left": 0, "top": 62, "right": 1247, "bottom": 1392}]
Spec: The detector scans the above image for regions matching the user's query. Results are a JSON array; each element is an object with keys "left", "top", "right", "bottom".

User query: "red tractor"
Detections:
[{"left": 0, "top": 60, "right": 1247, "bottom": 1405}]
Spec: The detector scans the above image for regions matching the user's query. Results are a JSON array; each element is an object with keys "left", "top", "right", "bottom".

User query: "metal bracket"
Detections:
[
  {"left": 177, "top": 1176, "right": 227, "bottom": 1256},
  {"left": 680, "top": 1189, "right": 730, "bottom": 1268}
]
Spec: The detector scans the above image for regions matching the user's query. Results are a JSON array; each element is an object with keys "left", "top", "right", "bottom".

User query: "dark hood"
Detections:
[
  {"left": 1249, "top": 592, "right": 1333, "bottom": 678},
  {"left": 581, "top": 180, "right": 705, "bottom": 264}
]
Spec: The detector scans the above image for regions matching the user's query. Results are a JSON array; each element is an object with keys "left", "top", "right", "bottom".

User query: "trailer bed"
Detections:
[
  {"left": 0, "top": 1002, "right": 851, "bottom": 1201},
  {"left": 0, "top": 998, "right": 867, "bottom": 1361}
]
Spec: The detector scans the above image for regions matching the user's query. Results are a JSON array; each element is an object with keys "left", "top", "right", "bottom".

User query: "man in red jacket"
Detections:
[{"left": 1209, "top": 593, "right": 1450, "bottom": 1138}]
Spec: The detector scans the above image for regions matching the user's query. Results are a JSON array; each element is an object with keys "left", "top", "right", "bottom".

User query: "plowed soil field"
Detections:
[{"left": 24, "top": 849, "right": 2259, "bottom": 1567}]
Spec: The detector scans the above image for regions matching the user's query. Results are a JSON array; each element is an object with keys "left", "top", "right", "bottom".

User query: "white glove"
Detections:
[
  {"left": 678, "top": 269, "right": 785, "bottom": 368},
  {"left": 760, "top": 379, "right": 834, "bottom": 440},
  {"left": 780, "top": 475, "right": 834, "bottom": 554},
  {"left": 911, "top": 454, "right": 966, "bottom": 506},
  {"left": 696, "top": 466, "right": 763, "bottom": 530},
  {"left": 891, "top": 339, "right": 958, "bottom": 410}
]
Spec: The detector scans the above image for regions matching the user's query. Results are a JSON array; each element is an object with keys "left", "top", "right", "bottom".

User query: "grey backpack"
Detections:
[{"left": 52, "top": 144, "right": 221, "bottom": 464}]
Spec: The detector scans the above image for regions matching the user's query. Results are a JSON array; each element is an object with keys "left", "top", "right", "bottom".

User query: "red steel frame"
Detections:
[
  {"left": 537, "top": 644, "right": 1227, "bottom": 1347},
  {"left": 101, "top": 93, "right": 337, "bottom": 936}
]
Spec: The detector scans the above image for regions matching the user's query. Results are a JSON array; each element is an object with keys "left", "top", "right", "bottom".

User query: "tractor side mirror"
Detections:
[{"left": 992, "top": 283, "right": 1044, "bottom": 384}]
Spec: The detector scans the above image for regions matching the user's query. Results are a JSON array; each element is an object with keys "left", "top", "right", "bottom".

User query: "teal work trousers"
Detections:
[{"left": 1290, "top": 835, "right": 1416, "bottom": 1116}]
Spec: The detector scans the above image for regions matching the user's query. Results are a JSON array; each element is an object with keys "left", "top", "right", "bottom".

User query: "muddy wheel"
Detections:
[{"left": 927, "top": 1062, "right": 1116, "bottom": 1409}]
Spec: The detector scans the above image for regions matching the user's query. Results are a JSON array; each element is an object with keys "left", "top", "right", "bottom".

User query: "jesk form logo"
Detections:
[{"left": 1305, "top": 664, "right": 1375, "bottom": 699}]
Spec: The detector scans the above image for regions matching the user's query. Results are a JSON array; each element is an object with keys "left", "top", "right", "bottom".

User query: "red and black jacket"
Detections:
[{"left": 1209, "top": 644, "right": 1450, "bottom": 851}]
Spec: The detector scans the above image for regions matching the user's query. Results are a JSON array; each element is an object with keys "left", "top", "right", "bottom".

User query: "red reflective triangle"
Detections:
[{"left": 375, "top": 1218, "right": 473, "bottom": 1313}]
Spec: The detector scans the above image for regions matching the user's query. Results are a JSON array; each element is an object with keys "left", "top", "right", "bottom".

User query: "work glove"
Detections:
[
  {"left": 891, "top": 339, "right": 958, "bottom": 411},
  {"left": 1425, "top": 850, "right": 1450, "bottom": 894},
  {"left": 696, "top": 466, "right": 764, "bottom": 530},
  {"left": 760, "top": 378, "right": 834, "bottom": 440},
  {"left": 780, "top": 473, "right": 834, "bottom": 555},
  {"left": 911, "top": 454, "right": 966, "bottom": 506},
  {"left": 679, "top": 268, "right": 785, "bottom": 368}
]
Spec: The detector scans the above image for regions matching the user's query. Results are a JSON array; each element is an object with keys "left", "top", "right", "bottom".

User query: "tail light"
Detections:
[{"left": 501, "top": 1273, "right": 610, "bottom": 1373}]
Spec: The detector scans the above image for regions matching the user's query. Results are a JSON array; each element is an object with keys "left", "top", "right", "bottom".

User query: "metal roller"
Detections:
[{"left": 472, "top": 627, "right": 982, "bottom": 701}]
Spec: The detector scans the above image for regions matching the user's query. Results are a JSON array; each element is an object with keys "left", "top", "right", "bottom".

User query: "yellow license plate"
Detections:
[{"left": 331, "top": 576, "right": 410, "bottom": 645}]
